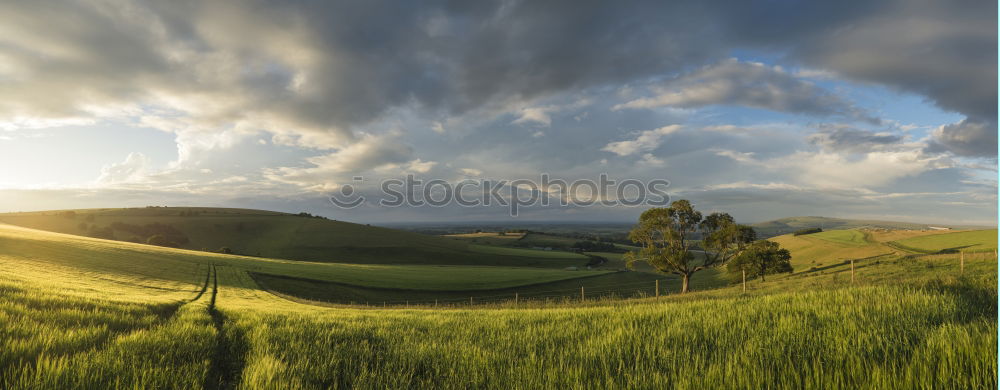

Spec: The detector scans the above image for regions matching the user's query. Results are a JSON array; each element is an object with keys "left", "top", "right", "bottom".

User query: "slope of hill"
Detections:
[
  {"left": 888, "top": 229, "right": 998, "bottom": 254},
  {"left": 752, "top": 216, "right": 957, "bottom": 238},
  {"left": 0, "top": 207, "right": 587, "bottom": 267}
]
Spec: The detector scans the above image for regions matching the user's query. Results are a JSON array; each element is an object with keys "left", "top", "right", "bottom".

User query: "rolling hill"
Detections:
[
  {"left": 751, "top": 216, "right": 973, "bottom": 238},
  {"left": 0, "top": 217, "right": 994, "bottom": 388},
  {"left": 0, "top": 207, "right": 587, "bottom": 267}
]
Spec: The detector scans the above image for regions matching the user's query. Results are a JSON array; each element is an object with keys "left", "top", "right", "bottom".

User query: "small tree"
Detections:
[
  {"left": 727, "top": 240, "right": 793, "bottom": 282},
  {"left": 625, "top": 200, "right": 755, "bottom": 293}
]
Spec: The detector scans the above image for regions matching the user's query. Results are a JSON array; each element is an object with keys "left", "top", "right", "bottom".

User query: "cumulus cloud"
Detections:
[
  {"left": 602, "top": 125, "right": 681, "bottom": 156},
  {"left": 926, "top": 118, "right": 998, "bottom": 158},
  {"left": 96, "top": 152, "right": 151, "bottom": 184},
  {"left": 793, "top": 150, "right": 946, "bottom": 189},
  {"left": 614, "top": 59, "right": 878, "bottom": 123},
  {"left": 263, "top": 132, "right": 431, "bottom": 190}
]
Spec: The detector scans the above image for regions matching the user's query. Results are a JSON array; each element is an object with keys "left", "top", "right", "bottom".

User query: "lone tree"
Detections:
[
  {"left": 625, "top": 200, "right": 756, "bottom": 293},
  {"left": 726, "top": 240, "right": 792, "bottom": 282}
]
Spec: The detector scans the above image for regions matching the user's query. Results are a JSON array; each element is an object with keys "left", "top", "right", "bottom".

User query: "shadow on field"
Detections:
[
  {"left": 249, "top": 270, "right": 667, "bottom": 306},
  {"left": 204, "top": 265, "right": 248, "bottom": 390}
]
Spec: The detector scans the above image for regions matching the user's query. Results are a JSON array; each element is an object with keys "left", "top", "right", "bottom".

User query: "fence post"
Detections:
[
  {"left": 655, "top": 280, "right": 659, "bottom": 298},
  {"left": 514, "top": 293, "right": 519, "bottom": 306},
  {"left": 851, "top": 259, "right": 855, "bottom": 284},
  {"left": 435, "top": 299, "right": 438, "bottom": 307},
  {"left": 742, "top": 269, "right": 746, "bottom": 292},
  {"left": 580, "top": 286, "right": 585, "bottom": 301},
  {"left": 960, "top": 251, "right": 965, "bottom": 275},
  {"left": 470, "top": 296, "right": 473, "bottom": 306}
]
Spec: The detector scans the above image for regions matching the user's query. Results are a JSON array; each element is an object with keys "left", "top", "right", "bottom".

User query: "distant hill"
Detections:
[
  {"left": 0, "top": 207, "right": 585, "bottom": 267},
  {"left": 750, "top": 216, "right": 981, "bottom": 238}
]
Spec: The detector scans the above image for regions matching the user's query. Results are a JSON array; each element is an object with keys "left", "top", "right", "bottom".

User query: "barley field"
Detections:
[{"left": 0, "top": 223, "right": 996, "bottom": 389}]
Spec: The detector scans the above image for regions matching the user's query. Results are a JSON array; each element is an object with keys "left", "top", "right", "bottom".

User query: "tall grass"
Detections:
[
  {"left": 223, "top": 276, "right": 996, "bottom": 389},
  {"left": 0, "top": 262, "right": 216, "bottom": 389},
  {"left": 0, "top": 223, "right": 996, "bottom": 389}
]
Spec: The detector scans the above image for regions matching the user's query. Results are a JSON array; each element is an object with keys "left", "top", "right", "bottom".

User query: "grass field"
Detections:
[
  {"left": 0, "top": 222, "right": 996, "bottom": 388},
  {"left": 889, "top": 229, "right": 999, "bottom": 254},
  {"left": 749, "top": 216, "right": 957, "bottom": 238},
  {"left": 807, "top": 229, "right": 870, "bottom": 246},
  {"left": 467, "top": 244, "right": 587, "bottom": 259},
  {"left": 0, "top": 208, "right": 588, "bottom": 268}
]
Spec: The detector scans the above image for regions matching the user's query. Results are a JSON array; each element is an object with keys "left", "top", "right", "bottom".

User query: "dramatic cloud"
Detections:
[
  {"left": 926, "top": 119, "right": 998, "bottom": 158},
  {"left": 615, "top": 59, "right": 878, "bottom": 123},
  {"left": 263, "top": 132, "right": 428, "bottom": 190},
  {"left": 0, "top": 0, "right": 994, "bottom": 223}
]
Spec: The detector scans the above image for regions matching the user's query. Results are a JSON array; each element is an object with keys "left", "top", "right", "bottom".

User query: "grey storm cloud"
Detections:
[
  {"left": 614, "top": 59, "right": 879, "bottom": 123},
  {"left": 926, "top": 119, "right": 999, "bottom": 158},
  {"left": 807, "top": 125, "right": 904, "bottom": 153},
  {"left": 0, "top": 0, "right": 993, "bottom": 154}
]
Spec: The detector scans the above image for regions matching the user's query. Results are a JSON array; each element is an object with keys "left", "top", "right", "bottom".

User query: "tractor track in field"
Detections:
[
  {"left": 189, "top": 263, "right": 212, "bottom": 302},
  {"left": 204, "top": 264, "right": 248, "bottom": 390}
]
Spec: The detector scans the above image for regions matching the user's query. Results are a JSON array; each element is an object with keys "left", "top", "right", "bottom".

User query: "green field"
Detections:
[
  {"left": 808, "top": 229, "right": 870, "bottom": 246},
  {"left": 749, "top": 216, "right": 980, "bottom": 238},
  {"left": 0, "top": 219, "right": 996, "bottom": 388},
  {"left": 889, "top": 229, "right": 999, "bottom": 254},
  {"left": 0, "top": 208, "right": 588, "bottom": 268},
  {"left": 467, "top": 243, "right": 587, "bottom": 259}
]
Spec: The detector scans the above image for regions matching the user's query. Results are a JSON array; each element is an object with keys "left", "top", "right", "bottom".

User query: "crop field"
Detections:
[{"left": 0, "top": 222, "right": 996, "bottom": 388}]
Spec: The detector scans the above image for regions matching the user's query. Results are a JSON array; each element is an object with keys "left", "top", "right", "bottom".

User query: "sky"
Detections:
[{"left": 0, "top": 0, "right": 996, "bottom": 225}]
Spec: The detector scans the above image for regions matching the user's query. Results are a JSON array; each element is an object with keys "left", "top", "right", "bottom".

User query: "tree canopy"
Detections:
[
  {"left": 726, "top": 240, "right": 793, "bottom": 282},
  {"left": 625, "top": 200, "right": 756, "bottom": 293}
]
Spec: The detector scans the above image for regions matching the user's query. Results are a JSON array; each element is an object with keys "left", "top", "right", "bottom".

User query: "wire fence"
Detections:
[
  {"left": 253, "top": 273, "right": 675, "bottom": 308},
  {"left": 255, "top": 248, "right": 999, "bottom": 309}
]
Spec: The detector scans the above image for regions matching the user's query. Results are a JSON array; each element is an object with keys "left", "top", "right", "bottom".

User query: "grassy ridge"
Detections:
[
  {"left": 0, "top": 224, "right": 604, "bottom": 291},
  {"left": 0, "top": 208, "right": 586, "bottom": 268},
  {"left": 889, "top": 229, "right": 998, "bottom": 254},
  {"left": 808, "top": 229, "right": 870, "bottom": 246},
  {"left": 750, "top": 216, "right": 946, "bottom": 237}
]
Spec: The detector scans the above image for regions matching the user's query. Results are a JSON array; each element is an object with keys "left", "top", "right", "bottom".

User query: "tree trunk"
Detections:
[{"left": 680, "top": 273, "right": 691, "bottom": 294}]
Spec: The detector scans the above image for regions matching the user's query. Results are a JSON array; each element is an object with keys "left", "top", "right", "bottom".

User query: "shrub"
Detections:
[
  {"left": 571, "top": 240, "right": 620, "bottom": 252},
  {"left": 87, "top": 225, "right": 115, "bottom": 240},
  {"left": 793, "top": 227, "right": 823, "bottom": 236}
]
